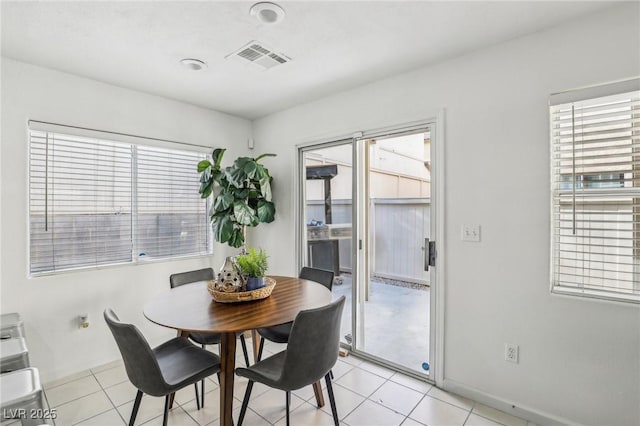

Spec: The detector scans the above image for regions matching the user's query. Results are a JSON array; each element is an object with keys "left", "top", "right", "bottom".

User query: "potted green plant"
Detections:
[
  {"left": 236, "top": 247, "right": 268, "bottom": 290},
  {"left": 198, "top": 148, "right": 276, "bottom": 249}
]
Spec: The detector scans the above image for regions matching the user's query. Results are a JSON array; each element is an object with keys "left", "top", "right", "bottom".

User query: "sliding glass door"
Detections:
[
  {"left": 354, "top": 130, "right": 432, "bottom": 375},
  {"left": 299, "top": 124, "right": 436, "bottom": 378},
  {"left": 300, "top": 141, "right": 353, "bottom": 346}
]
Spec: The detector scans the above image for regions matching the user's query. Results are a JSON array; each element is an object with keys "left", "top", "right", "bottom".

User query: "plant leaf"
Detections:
[
  {"left": 199, "top": 167, "right": 211, "bottom": 183},
  {"left": 234, "top": 157, "right": 252, "bottom": 169},
  {"left": 253, "top": 164, "right": 266, "bottom": 180},
  {"left": 257, "top": 200, "right": 275, "bottom": 223},
  {"left": 228, "top": 227, "right": 245, "bottom": 248},
  {"left": 226, "top": 166, "right": 247, "bottom": 188},
  {"left": 214, "top": 192, "right": 234, "bottom": 211},
  {"left": 259, "top": 176, "right": 272, "bottom": 201},
  {"left": 197, "top": 160, "right": 211, "bottom": 173},
  {"left": 236, "top": 247, "right": 268, "bottom": 276},
  {"left": 234, "top": 201, "right": 257, "bottom": 226},
  {"left": 199, "top": 179, "right": 214, "bottom": 199},
  {"left": 235, "top": 188, "right": 250, "bottom": 200},
  {"left": 212, "top": 148, "right": 226, "bottom": 168},
  {"left": 243, "top": 160, "right": 258, "bottom": 179},
  {"left": 213, "top": 215, "right": 234, "bottom": 244}
]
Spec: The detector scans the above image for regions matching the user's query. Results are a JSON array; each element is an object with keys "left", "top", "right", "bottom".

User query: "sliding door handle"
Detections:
[{"left": 424, "top": 238, "right": 436, "bottom": 271}]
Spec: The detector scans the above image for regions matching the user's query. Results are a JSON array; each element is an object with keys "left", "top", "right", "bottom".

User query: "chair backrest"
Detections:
[
  {"left": 169, "top": 268, "right": 214, "bottom": 289},
  {"left": 103, "top": 309, "right": 167, "bottom": 395},
  {"left": 299, "top": 267, "right": 334, "bottom": 291},
  {"left": 278, "top": 296, "right": 345, "bottom": 390}
]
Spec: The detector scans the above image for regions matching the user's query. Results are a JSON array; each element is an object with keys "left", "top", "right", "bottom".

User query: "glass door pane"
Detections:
[
  {"left": 301, "top": 142, "right": 353, "bottom": 346},
  {"left": 355, "top": 130, "right": 432, "bottom": 375}
]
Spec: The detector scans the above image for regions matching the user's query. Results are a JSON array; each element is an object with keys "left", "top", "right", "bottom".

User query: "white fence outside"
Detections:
[{"left": 307, "top": 198, "right": 430, "bottom": 285}]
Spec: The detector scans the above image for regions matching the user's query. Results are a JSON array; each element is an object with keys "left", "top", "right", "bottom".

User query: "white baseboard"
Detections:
[{"left": 442, "top": 378, "right": 579, "bottom": 426}]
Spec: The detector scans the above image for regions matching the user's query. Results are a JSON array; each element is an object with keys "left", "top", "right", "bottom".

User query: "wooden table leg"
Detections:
[
  {"left": 312, "top": 381, "right": 325, "bottom": 407},
  {"left": 220, "top": 332, "right": 236, "bottom": 426},
  {"left": 251, "top": 330, "right": 261, "bottom": 362}
]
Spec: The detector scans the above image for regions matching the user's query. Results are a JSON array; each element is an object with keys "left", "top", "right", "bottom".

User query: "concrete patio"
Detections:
[{"left": 331, "top": 274, "right": 430, "bottom": 375}]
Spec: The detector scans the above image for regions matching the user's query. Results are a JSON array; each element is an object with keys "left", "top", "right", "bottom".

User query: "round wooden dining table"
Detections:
[{"left": 143, "top": 275, "right": 333, "bottom": 426}]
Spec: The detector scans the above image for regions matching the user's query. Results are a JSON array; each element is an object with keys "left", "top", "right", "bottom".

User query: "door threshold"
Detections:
[{"left": 339, "top": 343, "right": 433, "bottom": 384}]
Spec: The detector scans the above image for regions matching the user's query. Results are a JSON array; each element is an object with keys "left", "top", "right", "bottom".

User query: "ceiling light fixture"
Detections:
[
  {"left": 180, "top": 58, "right": 207, "bottom": 71},
  {"left": 250, "top": 2, "right": 285, "bottom": 25}
]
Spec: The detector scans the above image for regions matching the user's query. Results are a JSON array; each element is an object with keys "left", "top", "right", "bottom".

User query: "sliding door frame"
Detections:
[{"left": 294, "top": 113, "right": 445, "bottom": 386}]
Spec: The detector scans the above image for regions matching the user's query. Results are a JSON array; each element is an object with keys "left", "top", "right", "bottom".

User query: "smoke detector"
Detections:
[
  {"left": 226, "top": 41, "right": 291, "bottom": 70},
  {"left": 250, "top": 2, "right": 285, "bottom": 25},
  {"left": 180, "top": 58, "right": 207, "bottom": 71}
]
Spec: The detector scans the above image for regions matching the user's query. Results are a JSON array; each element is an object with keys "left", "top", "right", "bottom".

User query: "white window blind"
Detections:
[
  {"left": 135, "top": 146, "right": 210, "bottom": 259},
  {"left": 550, "top": 79, "right": 640, "bottom": 303},
  {"left": 29, "top": 126, "right": 210, "bottom": 275}
]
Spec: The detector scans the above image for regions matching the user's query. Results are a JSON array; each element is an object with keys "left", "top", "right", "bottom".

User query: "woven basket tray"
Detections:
[{"left": 207, "top": 277, "right": 276, "bottom": 303}]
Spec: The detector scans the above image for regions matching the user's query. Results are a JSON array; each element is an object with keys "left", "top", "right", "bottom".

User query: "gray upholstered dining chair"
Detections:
[
  {"left": 236, "top": 296, "right": 345, "bottom": 426},
  {"left": 255, "top": 267, "right": 334, "bottom": 361},
  {"left": 169, "top": 268, "right": 251, "bottom": 407},
  {"left": 104, "top": 308, "right": 221, "bottom": 426}
]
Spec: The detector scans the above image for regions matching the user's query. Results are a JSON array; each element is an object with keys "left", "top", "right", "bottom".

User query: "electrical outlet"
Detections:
[
  {"left": 79, "top": 314, "right": 90, "bottom": 329},
  {"left": 505, "top": 343, "right": 519, "bottom": 363},
  {"left": 461, "top": 224, "right": 481, "bottom": 242}
]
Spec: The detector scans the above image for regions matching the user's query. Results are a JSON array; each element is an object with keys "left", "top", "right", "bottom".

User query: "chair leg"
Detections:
[
  {"left": 201, "top": 378, "right": 206, "bottom": 408},
  {"left": 238, "top": 380, "right": 254, "bottom": 426},
  {"left": 257, "top": 337, "right": 265, "bottom": 362},
  {"left": 330, "top": 369, "right": 334, "bottom": 380},
  {"left": 194, "top": 383, "right": 200, "bottom": 410},
  {"left": 200, "top": 343, "right": 206, "bottom": 408},
  {"left": 129, "top": 390, "right": 143, "bottom": 426},
  {"left": 325, "top": 373, "right": 339, "bottom": 426},
  {"left": 163, "top": 395, "right": 170, "bottom": 426},
  {"left": 285, "top": 391, "right": 290, "bottom": 426},
  {"left": 239, "top": 334, "right": 250, "bottom": 366}
]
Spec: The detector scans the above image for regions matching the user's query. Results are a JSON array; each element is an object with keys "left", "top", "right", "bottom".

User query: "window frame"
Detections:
[
  {"left": 28, "top": 121, "right": 212, "bottom": 277},
  {"left": 549, "top": 78, "right": 640, "bottom": 304}
]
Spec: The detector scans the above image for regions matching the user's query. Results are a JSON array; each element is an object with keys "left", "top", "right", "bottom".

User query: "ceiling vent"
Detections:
[{"left": 226, "top": 41, "right": 291, "bottom": 70}]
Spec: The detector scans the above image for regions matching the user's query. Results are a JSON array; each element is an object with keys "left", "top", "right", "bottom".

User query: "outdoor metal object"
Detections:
[
  {"left": 0, "top": 338, "right": 30, "bottom": 373},
  {"left": 1, "top": 313, "right": 25, "bottom": 340},
  {"left": 0, "top": 368, "right": 47, "bottom": 426}
]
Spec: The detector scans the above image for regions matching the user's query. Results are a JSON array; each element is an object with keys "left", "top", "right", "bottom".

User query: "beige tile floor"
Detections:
[{"left": 3, "top": 339, "right": 535, "bottom": 426}]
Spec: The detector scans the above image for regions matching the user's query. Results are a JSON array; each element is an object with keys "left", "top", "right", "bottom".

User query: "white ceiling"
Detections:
[{"left": 1, "top": 1, "right": 618, "bottom": 120}]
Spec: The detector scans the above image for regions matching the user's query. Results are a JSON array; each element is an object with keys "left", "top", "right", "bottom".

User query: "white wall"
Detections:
[
  {"left": 0, "top": 58, "right": 252, "bottom": 381},
  {"left": 252, "top": 5, "right": 640, "bottom": 426}
]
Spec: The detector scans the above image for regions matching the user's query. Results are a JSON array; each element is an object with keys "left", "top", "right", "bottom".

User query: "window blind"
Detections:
[
  {"left": 29, "top": 127, "right": 210, "bottom": 275},
  {"left": 550, "top": 80, "right": 640, "bottom": 303},
  {"left": 29, "top": 131, "right": 133, "bottom": 273},
  {"left": 135, "top": 146, "right": 209, "bottom": 259}
]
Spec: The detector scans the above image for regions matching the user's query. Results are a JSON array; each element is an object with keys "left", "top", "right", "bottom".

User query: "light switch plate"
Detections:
[{"left": 461, "top": 224, "right": 481, "bottom": 242}]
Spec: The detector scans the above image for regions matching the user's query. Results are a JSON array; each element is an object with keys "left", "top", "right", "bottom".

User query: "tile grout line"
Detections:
[
  {"left": 41, "top": 383, "right": 56, "bottom": 426},
  {"left": 89, "top": 364, "right": 213, "bottom": 425},
  {"left": 368, "top": 376, "right": 415, "bottom": 419},
  {"left": 425, "top": 386, "right": 478, "bottom": 414},
  {"left": 44, "top": 356, "right": 527, "bottom": 426},
  {"left": 469, "top": 410, "right": 510, "bottom": 426},
  {"left": 45, "top": 388, "right": 106, "bottom": 422},
  {"left": 72, "top": 369, "right": 126, "bottom": 425},
  {"left": 405, "top": 391, "right": 430, "bottom": 425},
  {"left": 336, "top": 373, "right": 396, "bottom": 425},
  {"left": 460, "top": 401, "right": 475, "bottom": 426}
]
